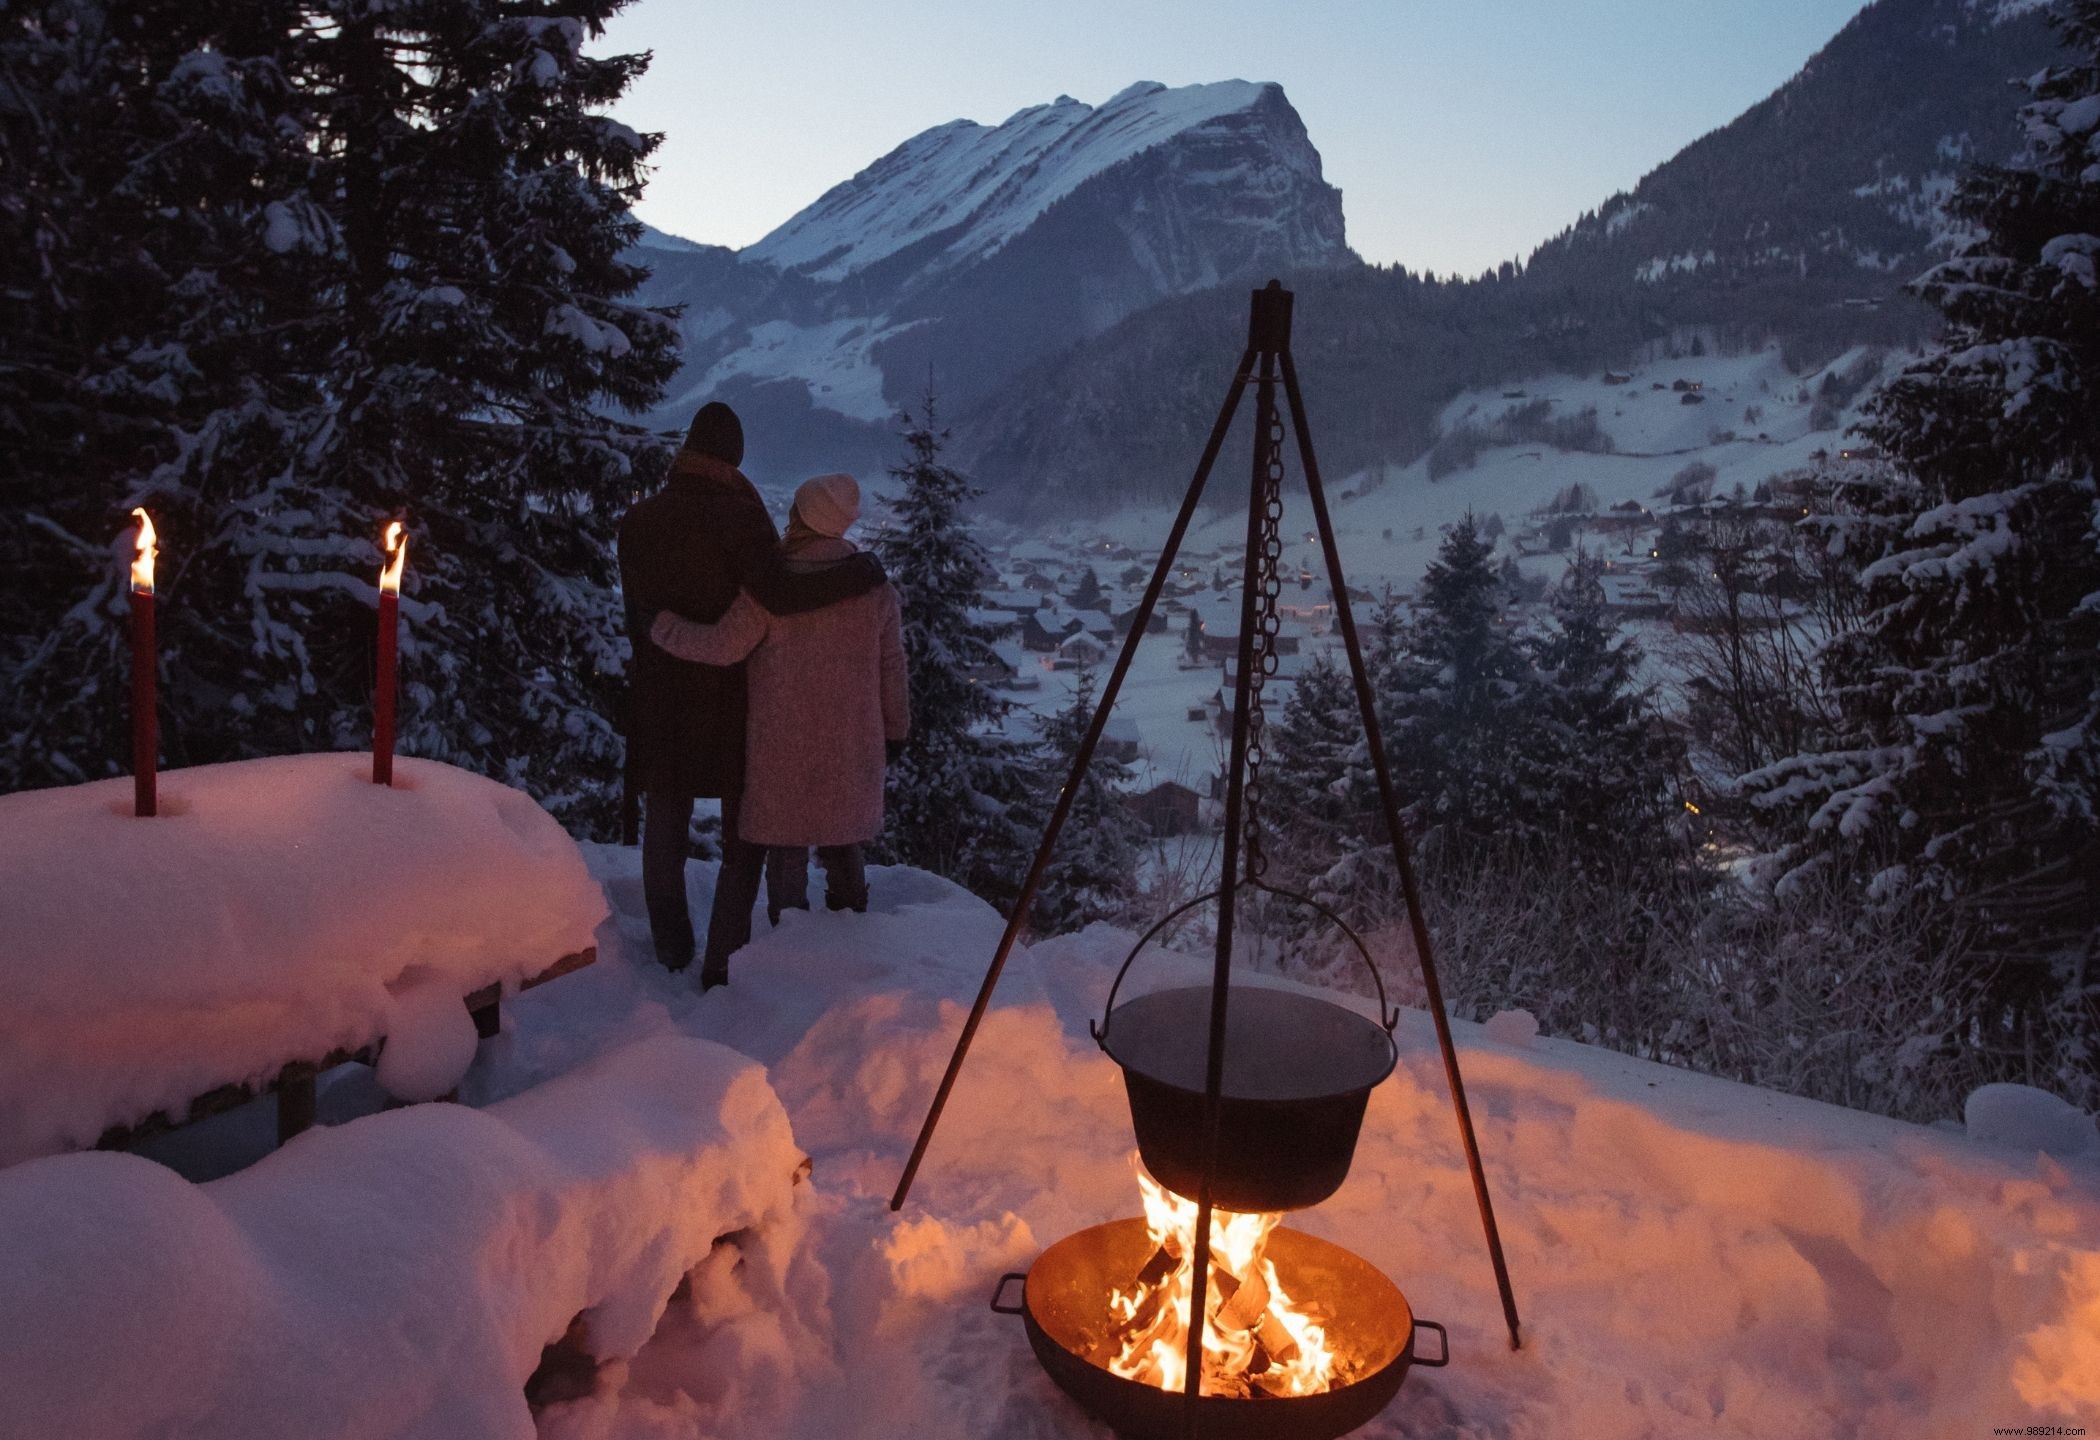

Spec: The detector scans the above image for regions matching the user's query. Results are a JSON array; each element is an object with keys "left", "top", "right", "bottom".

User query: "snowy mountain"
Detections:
[
  {"left": 953, "top": 0, "right": 2066, "bottom": 514},
  {"left": 630, "top": 81, "right": 1351, "bottom": 480},
  {"left": 1523, "top": 0, "right": 2057, "bottom": 294}
]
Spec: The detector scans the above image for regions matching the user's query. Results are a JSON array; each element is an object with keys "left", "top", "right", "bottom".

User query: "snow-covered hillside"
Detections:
[{"left": 953, "top": 343, "right": 1893, "bottom": 793}]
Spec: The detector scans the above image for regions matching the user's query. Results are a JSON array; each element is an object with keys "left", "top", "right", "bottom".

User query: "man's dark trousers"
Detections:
[{"left": 642, "top": 788, "right": 765, "bottom": 973}]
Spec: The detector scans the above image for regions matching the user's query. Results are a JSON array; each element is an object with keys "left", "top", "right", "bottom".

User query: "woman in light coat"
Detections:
[{"left": 651, "top": 472, "right": 909, "bottom": 933}]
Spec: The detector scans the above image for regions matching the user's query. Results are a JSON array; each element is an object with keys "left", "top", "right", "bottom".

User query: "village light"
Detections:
[
  {"left": 128, "top": 508, "right": 157, "bottom": 818},
  {"left": 373, "top": 520, "right": 406, "bottom": 787}
]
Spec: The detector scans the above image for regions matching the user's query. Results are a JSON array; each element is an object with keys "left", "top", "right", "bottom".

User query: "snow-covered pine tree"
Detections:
[
  {"left": 1520, "top": 551, "right": 1683, "bottom": 872},
  {"left": 1, "top": 0, "right": 677, "bottom": 835},
  {"left": 2, "top": 0, "right": 330, "bottom": 790},
  {"left": 1069, "top": 567, "right": 1104, "bottom": 611},
  {"left": 874, "top": 387, "right": 1030, "bottom": 903},
  {"left": 1386, "top": 515, "right": 1539, "bottom": 857},
  {"left": 1264, "top": 651, "right": 1373, "bottom": 890},
  {"left": 1021, "top": 668, "right": 1142, "bottom": 934},
  {"left": 291, "top": 1, "right": 679, "bottom": 832},
  {"left": 1746, "top": 0, "right": 2100, "bottom": 1099}
]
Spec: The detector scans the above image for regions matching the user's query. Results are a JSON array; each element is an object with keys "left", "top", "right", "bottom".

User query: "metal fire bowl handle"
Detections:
[
  {"left": 1090, "top": 880, "right": 1400, "bottom": 1048},
  {"left": 1411, "top": 1318, "right": 1450, "bottom": 1368},
  {"left": 989, "top": 1271, "right": 1028, "bottom": 1316}
]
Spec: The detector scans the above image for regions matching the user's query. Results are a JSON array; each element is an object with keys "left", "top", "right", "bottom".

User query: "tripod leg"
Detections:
[
  {"left": 1183, "top": 346, "right": 1279, "bottom": 1427},
  {"left": 1281, "top": 351, "right": 1524, "bottom": 1351},
  {"left": 889, "top": 349, "right": 1260, "bottom": 1213}
]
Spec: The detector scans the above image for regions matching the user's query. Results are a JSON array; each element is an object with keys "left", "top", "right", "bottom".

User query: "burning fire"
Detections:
[
  {"left": 380, "top": 520, "right": 407, "bottom": 594},
  {"left": 1104, "top": 1167, "right": 1342, "bottom": 1399},
  {"left": 129, "top": 508, "right": 156, "bottom": 594}
]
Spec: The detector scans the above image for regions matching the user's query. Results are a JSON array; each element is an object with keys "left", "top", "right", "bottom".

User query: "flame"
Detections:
[
  {"left": 1104, "top": 1166, "right": 1342, "bottom": 1399},
  {"left": 129, "top": 508, "right": 156, "bottom": 594},
  {"left": 380, "top": 521, "right": 407, "bottom": 595}
]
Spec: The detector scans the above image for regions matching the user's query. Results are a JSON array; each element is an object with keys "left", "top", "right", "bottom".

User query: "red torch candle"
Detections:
[
  {"left": 374, "top": 520, "right": 406, "bottom": 786},
  {"left": 129, "top": 508, "right": 157, "bottom": 818}
]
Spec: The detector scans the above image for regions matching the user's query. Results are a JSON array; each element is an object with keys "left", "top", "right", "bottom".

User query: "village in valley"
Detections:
[{"left": 953, "top": 342, "right": 1893, "bottom": 864}]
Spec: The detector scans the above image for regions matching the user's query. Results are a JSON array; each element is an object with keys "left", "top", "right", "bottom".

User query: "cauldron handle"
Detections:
[{"left": 1090, "top": 881, "right": 1399, "bottom": 1050}]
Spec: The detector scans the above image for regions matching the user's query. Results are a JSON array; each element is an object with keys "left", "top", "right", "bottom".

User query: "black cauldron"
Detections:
[{"left": 1092, "top": 885, "right": 1398, "bottom": 1214}]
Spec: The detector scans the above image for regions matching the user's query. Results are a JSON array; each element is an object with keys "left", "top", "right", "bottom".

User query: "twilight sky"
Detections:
[{"left": 598, "top": 0, "right": 1871, "bottom": 278}]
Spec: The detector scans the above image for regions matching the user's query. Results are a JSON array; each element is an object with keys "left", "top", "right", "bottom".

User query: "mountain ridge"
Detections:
[{"left": 627, "top": 79, "right": 1352, "bottom": 481}]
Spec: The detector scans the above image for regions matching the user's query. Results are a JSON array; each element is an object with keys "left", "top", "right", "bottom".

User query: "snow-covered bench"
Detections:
[
  {"left": 0, "top": 1035, "right": 803, "bottom": 1439},
  {"left": 0, "top": 754, "right": 608, "bottom": 1167}
]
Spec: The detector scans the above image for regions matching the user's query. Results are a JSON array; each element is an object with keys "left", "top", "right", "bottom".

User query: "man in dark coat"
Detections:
[{"left": 618, "top": 401, "right": 885, "bottom": 987}]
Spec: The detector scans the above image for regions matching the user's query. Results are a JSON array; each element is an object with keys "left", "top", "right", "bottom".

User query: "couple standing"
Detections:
[{"left": 619, "top": 401, "right": 909, "bottom": 991}]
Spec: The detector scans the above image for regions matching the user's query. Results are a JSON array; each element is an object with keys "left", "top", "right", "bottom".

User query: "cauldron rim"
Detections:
[{"left": 1100, "top": 983, "right": 1398, "bottom": 1104}]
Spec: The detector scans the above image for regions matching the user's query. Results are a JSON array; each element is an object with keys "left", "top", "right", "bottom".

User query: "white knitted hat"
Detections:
[{"left": 793, "top": 472, "right": 861, "bottom": 538}]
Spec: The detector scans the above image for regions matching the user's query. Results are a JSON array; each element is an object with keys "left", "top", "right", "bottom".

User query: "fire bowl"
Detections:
[
  {"left": 993, "top": 1217, "right": 1442, "bottom": 1440},
  {"left": 1101, "top": 985, "right": 1397, "bottom": 1213}
]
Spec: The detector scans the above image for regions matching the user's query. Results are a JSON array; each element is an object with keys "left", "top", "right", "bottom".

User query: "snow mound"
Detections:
[
  {"left": 376, "top": 971, "right": 483, "bottom": 1103},
  {"left": 1483, "top": 1007, "right": 1541, "bottom": 1049},
  {"left": 0, "top": 1035, "right": 800, "bottom": 1440},
  {"left": 1967, "top": 1082, "right": 2100, "bottom": 1159},
  {"left": 0, "top": 754, "right": 606, "bottom": 1164}
]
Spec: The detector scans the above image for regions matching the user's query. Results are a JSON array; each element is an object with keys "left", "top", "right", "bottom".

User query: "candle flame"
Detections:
[
  {"left": 130, "top": 508, "right": 156, "bottom": 594},
  {"left": 380, "top": 521, "right": 407, "bottom": 595}
]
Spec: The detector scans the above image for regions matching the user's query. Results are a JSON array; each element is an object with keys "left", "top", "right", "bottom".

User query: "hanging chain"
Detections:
[{"left": 1240, "top": 398, "right": 1288, "bottom": 885}]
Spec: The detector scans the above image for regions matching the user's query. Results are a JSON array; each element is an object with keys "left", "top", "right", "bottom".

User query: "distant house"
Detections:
[
  {"left": 1113, "top": 607, "right": 1171, "bottom": 637},
  {"left": 1602, "top": 370, "right": 1633, "bottom": 385},
  {"left": 1127, "top": 780, "right": 1201, "bottom": 837},
  {"left": 1021, "top": 612, "right": 1082, "bottom": 653},
  {"left": 1071, "top": 608, "right": 1116, "bottom": 641},
  {"left": 1678, "top": 391, "right": 1706, "bottom": 405},
  {"left": 1671, "top": 378, "right": 1704, "bottom": 392},
  {"left": 1100, "top": 716, "right": 1142, "bottom": 764},
  {"left": 982, "top": 589, "right": 1045, "bottom": 616},
  {"left": 1058, "top": 630, "right": 1109, "bottom": 666}
]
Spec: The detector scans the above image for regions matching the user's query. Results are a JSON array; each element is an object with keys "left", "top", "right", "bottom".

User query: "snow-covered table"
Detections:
[{"left": 0, "top": 754, "right": 607, "bottom": 1166}]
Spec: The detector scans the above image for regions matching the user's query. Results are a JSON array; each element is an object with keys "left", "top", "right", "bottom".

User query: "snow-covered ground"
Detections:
[{"left": 17, "top": 842, "right": 2084, "bottom": 1438}]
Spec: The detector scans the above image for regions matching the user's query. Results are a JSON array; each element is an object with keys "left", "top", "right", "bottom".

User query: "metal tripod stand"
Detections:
[{"left": 889, "top": 281, "right": 1523, "bottom": 1389}]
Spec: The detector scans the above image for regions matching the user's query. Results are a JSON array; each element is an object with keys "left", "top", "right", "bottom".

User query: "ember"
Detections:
[{"left": 1104, "top": 1168, "right": 1342, "bottom": 1398}]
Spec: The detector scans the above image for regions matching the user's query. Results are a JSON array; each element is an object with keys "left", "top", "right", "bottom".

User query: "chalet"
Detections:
[
  {"left": 1602, "top": 370, "right": 1633, "bottom": 385},
  {"left": 1100, "top": 716, "right": 1142, "bottom": 764},
  {"left": 1112, "top": 607, "right": 1172, "bottom": 637},
  {"left": 1071, "top": 608, "right": 1116, "bottom": 641},
  {"left": 1058, "top": 630, "right": 1109, "bottom": 666},
  {"left": 982, "top": 589, "right": 1044, "bottom": 616},
  {"left": 1020, "top": 611, "right": 1082, "bottom": 653},
  {"left": 1128, "top": 780, "right": 1202, "bottom": 837}
]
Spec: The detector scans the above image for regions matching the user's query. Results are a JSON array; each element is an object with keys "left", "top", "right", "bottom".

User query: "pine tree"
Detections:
[
  {"left": 0, "top": 0, "right": 678, "bottom": 836},
  {"left": 1070, "top": 567, "right": 1104, "bottom": 611},
  {"left": 874, "top": 386, "right": 1030, "bottom": 902},
  {"left": 1023, "top": 669, "right": 1142, "bottom": 934},
  {"left": 1746, "top": 3, "right": 2100, "bottom": 1100},
  {"left": 1387, "top": 515, "right": 1538, "bottom": 856},
  {"left": 1519, "top": 552, "right": 1682, "bottom": 870}
]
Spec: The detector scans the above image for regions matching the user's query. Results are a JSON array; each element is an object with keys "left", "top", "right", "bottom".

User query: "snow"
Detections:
[
  {"left": 545, "top": 304, "right": 634, "bottom": 358},
  {"left": 4, "top": 837, "right": 2098, "bottom": 1435},
  {"left": 374, "top": 971, "right": 484, "bottom": 1102},
  {"left": 1967, "top": 1084, "right": 2100, "bottom": 1160},
  {"left": 1482, "top": 1007, "right": 1540, "bottom": 1049},
  {"left": 0, "top": 754, "right": 605, "bottom": 1164},
  {"left": 683, "top": 317, "right": 916, "bottom": 426},
  {"left": 0, "top": 1034, "right": 800, "bottom": 1440},
  {"left": 541, "top": 851, "right": 2100, "bottom": 1436},
  {"left": 746, "top": 81, "right": 1276, "bottom": 282}
]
